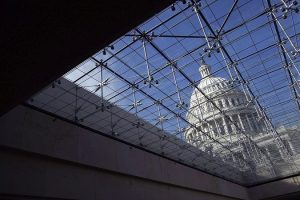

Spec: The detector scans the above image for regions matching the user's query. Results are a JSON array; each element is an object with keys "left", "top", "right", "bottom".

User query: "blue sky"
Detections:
[{"left": 61, "top": 0, "right": 300, "bottom": 135}]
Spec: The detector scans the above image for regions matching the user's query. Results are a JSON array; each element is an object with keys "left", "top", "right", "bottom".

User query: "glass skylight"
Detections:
[{"left": 27, "top": 0, "right": 300, "bottom": 186}]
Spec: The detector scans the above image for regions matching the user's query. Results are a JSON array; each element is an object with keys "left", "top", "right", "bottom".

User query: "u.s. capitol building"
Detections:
[{"left": 184, "top": 60, "right": 300, "bottom": 175}]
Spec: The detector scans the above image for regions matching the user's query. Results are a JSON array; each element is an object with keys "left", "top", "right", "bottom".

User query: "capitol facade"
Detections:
[{"left": 185, "top": 61, "right": 300, "bottom": 173}]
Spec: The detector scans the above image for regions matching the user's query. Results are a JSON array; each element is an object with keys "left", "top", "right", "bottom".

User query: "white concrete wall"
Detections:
[
  {"left": 249, "top": 175, "right": 300, "bottom": 200},
  {"left": 0, "top": 105, "right": 249, "bottom": 200}
]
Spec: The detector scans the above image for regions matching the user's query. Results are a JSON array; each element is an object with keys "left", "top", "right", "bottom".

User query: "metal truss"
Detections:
[{"left": 27, "top": 0, "right": 300, "bottom": 186}]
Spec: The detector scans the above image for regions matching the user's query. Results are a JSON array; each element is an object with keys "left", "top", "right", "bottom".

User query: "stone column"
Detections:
[
  {"left": 238, "top": 114, "right": 245, "bottom": 130},
  {"left": 222, "top": 117, "right": 229, "bottom": 135},
  {"left": 213, "top": 118, "right": 222, "bottom": 136},
  {"left": 196, "top": 128, "right": 201, "bottom": 141},
  {"left": 287, "top": 140, "right": 296, "bottom": 155},
  {"left": 265, "top": 146, "right": 271, "bottom": 157},
  {"left": 228, "top": 98, "right": 234, "bottom": 107},
  {"left": 220, "top": 99, "right": 226, "bottom": 109},
  {"left": 246, "top": 114, "right": 254, "bottom": 132},
  {"left": 221, "top": 99, "right": 227, "bottom": 110},
  {"left": 229, "top": 115, "right": 237, "bottom": 133},
  {"left": 278, "top": 147, "right": 285, "bottom": 160},
  {"left": 202, "top": 123, "right": 207, "bottom": 141},
  {"left": 204, "top": 123, "right": 209, "bottom": 139},
  {"left": 206, "top": 122, "right": 213, "bottom": 139},
  {"left": 199, "top": 125, "right": 204, "bottom": 141},
  {"left": 259, "top": 116, "right": 268, "bottom": 132},
  {"left": 251, "top": 113, "right": 259, "bottom": 131}
]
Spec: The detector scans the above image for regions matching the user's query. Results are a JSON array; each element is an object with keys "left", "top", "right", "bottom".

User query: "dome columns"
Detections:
[
  {"left": 250, "top": 113, "right": 259, "bottom": 132},
  {"left": 246, "top": 114, "right": 255, "bottom": 132},
  {"left": 222, "top": 117, "right": 229, "bottom": 135},
  {"left": 229, "top": 115, "right": 237, "bottom": 133},
  {"left": 287, "top": 140, "right": 296, "bottom": 155},
  {"left": 212, "top": 118, "right": 222, "bottom": 137},
  {"left": 238, "top": 114, "right": 246, "bottom": 131}
]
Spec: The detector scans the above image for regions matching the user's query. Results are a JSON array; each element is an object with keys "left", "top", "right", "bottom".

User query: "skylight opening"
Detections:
[{"left": 28, "top": 0, "right": 300, "bottom": 186}]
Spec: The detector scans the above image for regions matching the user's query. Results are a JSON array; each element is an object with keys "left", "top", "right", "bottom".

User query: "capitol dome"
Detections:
[
  {"left": 185, "top": 60, "right": 266, "bottom": 152},
  {"left": 197, "top": 63, "right": 228, "bottom": 90}
]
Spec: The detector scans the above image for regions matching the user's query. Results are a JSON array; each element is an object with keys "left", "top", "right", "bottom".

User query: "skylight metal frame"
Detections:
[{"left": 27, "top": 0, "right": 300, "bottom": 186}]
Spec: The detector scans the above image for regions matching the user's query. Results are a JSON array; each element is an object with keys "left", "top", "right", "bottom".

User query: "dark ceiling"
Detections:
[{"left": 0, "top": 0, "right": 173, "bottom": 116}]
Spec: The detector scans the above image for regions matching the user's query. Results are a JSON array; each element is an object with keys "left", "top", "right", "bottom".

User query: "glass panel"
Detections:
[{"left": 27, "top": 0, "right": 300, "bottom": 186}]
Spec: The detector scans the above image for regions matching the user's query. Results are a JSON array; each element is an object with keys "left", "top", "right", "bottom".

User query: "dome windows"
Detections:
[
  {"left": 236, "top": 98, "right": 241, "bottom": 105},
  {"left": 231, "top": 98, "right": 236, "bottom": 106},
  {"left": 225, "top": 99, "right": 230, "bottom": 107},
  {"left": 218, "top": 100, "right": 224, "bottom": 108}
]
